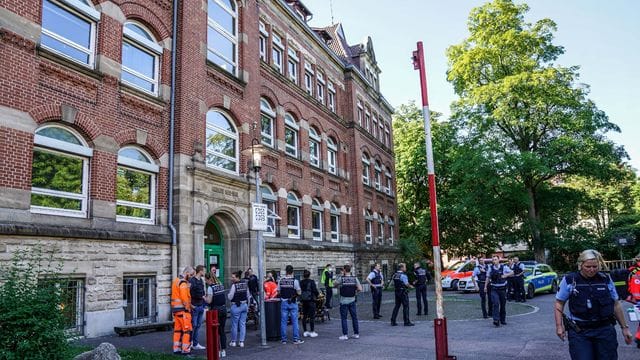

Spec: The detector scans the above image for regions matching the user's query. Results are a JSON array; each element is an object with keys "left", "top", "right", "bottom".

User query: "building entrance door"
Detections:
[{"left": 204, "top": 217, "right": 224, "bottom": 280}]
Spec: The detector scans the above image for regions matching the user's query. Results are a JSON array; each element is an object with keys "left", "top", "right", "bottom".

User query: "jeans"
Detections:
[
  {"left": 230, "top": 303, "right": 248, "bottom": 343},
  {"left": 191, "top": 304, "right": 205, "bottom": 346},
  {"left": 371, "top": 287, "right": 382, "bottom": 317},
  {"left": 490, "top": 286, "right": 507, "bottom": 323},
  {"left": 325, "top": 287, "right": 333, "bottom": 308},
  {"left": 212, "top": 306, "right": 227, "bottom": 350},
  {"left": 302, "top": 300, "right": 316, "bottom": 332},
  {"left": 339, "top": 301, "right": 359, "bottom": 335},
  {"left": 280, "top": 300, "right": 300, "bottom": 341},
  {"left": 415, "top": 284, "right": 428, "bottom": 314},
  {"left": 391, "top": 291, "right": 410, "bottom": 324},
  {"left": 568, "top": 325, "right": 618, "bottom": 359}
]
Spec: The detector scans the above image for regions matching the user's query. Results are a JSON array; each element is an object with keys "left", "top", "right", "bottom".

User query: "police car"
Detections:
[{"left": 523, "top": 263, "right": 558, "bottom": 299}]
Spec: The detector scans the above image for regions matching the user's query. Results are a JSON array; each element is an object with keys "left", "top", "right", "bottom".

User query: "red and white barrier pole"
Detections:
[
  {"left": 412, "top": 41, "right": 456, "bottom": 360},
  {"left": 206, "top": 309, "right": 220, "bottom": 360}
]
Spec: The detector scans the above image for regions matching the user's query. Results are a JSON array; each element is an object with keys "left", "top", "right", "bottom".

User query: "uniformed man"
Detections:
[
  {"left": 472, "top": 258, "right": 490, "bottom": 318},
  {"left": 366, "top": 263, "right": 384, "bottom": 319},
  {"left": 171, "top": 266, "right": 194, "bottom": 355},
  {"left": 278, "top": 265, "right": 304, "bottom": 344},
  {"left": 390, "top": 263, "right": 414, "bottom": 326},
  {"left": 205, "top": 271, "right": 227, "bottom": 358},
  {"left": 413, "top": 262, "right": 430, "bottom": 316},
  {"left": 335, "top": 264, "right": 362, "bottom": 340},
  {"left": 511, "top": 256, "right": 526, "bottom": 302},
  {"left": 321, "top": 264, "right": 334, "bottom": 309},
  {"left": 485, "top": 256, "right": 512, "bottom": 327}
]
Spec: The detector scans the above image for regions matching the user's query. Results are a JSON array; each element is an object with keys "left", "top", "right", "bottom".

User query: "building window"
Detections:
[
  {"left": 259, "top": 20, "right": 268, "bottom": 62},
  {"left": 379, "top": 119, "right": 385, "bottom": 142},
  {"left": 123, "top": 276, "right": 157, "bottom": 325},
  {"left": 357, "top": 100, "right": 363, "bottom": 126},
  {"left": 388, "top": 216, "right": 395, "bottom": 245},
  {"left": 284, "top": 113, "right": 299, "bottom": 158},
  {"left": 116, "top": 147, "right": 158, "bottom": 224},
  {"left": 316, "top": 71, "right": 325, "bottom": 104},
  {"left": 365, "top": 210, "right": 372, "bottom": 244},
  {"left": 327, "top": 137, "right": 337, "bottom": 175},
  {"left": 330, "top": 202, "right": 340, "bottom": 242},
  {"left": 385, "top": 168, "right": 393, "bottom": 196},
  {"left": 205, "top": 110, "right": 238, "bottom": 174},
  {"left": 377, "top": 214, "right": 384, "bottom": 243},
  {"left": 327, "top": 81, "right": 336, "bottom": 111},
  {"left": 312, "top": 198, "right": 323, "bottom": 241},
  {"left": 287, "top": 192, "right": 301, "bottom": 239},
  {"left": 260, "top": 98, "right": 275, "bottom": 147},
  {"left": 374, "top": 161, "right": 382, "bottom": 191},
  {"left": 365, "top": 108, "right": 371, "bottom": 132},
  {"left": 207, "top": 0, "right": 237, "bottom": 75},
  {"left": 372, "top": 113, "right": 378, "bottom": 139},
  {"left": 272, "top": 33, "right": 283, "bottom": 73},
  {"left": 385, "top": 122, "right": 391, "bottom": 147},
  {"left": 55, "top": 278, "right": 85, "bottom": 336},
  {"left": 41, "top": 0, "right": 100, "bottom": 67},
  {"left": 31, "top": 125, "right": 92, "bottom": 218},
  {"left": 261, "top": 185, "right": 278, "bottom": 237},
  {"left": 361, "top": 153, "right": 371, "bottom": 186},
  {"left": 287, "top": 48, "right": 299, "bottom": 84},
  {"left": 121, "top": 22, "right": 162, "bottom": 95},
  {"left": 309, "top": 127, "right": 321, "bottom": 168},
  {"left": 304, "top": 61, "right": 314, "bottom": 96}
]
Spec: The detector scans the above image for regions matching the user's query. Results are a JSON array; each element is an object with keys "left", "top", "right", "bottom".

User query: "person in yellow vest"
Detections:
[
  {"left": 321, "top": 264, "right": 334, "bottom": 309},
  {"left": 172, "top": 266, "right": 195, "bottom": 355}
]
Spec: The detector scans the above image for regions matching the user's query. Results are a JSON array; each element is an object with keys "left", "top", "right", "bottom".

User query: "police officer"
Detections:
[
  {"left": 390, "top": 263, "right": 414, "bottom": 326},
  {"left": 278, "top": 265, "right": 304, "bottom": 344},
  {"left": 206, "top": 271, "right": 227, "bottom": 357},
  {"left": 555, "top": 249, "right": 633, "bottom": 359},
  {"left": 335, "top": 264, "right": 362, "bottom": 340},
  {"left": 472, "top": 258, "right": 490, "bottom": 318},
  {"left": 511, "top": 256, "right": 526, "bottom": 302},
  {"left": 366, "top": 263, "right": 384, "bottom": 319},
  {"left": 485, "top": 255, "right": 512, "bottom": 327},
  {"left": 413, "top": 262, "right": 430, "bottom": 316},
  {"left": 227, "top": 270, "right": 250, "bottom": 348}
]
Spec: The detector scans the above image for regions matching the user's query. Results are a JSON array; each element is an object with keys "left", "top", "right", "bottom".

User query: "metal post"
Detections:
[
  {"left": 412, "top": 41, "right": 456, "bottom": 360},
  {"left": 206, "top": 309, "right": 219, "bottom": 360},
  {"left": 254, "top": 160, "right": 267, "bottom": 347}
]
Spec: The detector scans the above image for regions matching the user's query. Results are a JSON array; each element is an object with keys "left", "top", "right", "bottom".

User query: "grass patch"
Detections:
[{"left": 67, "top": 346, "right": 206, "bottom": 360}]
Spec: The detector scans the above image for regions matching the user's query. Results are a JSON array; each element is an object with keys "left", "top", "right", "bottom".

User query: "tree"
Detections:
[{"left": 446, "top": 0, "right": 626, "bottom": 261}]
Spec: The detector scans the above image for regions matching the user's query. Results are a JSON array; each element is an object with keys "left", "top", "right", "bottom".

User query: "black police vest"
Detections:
[
  {"left": 210, "top": 283, "right": 226, "bottom": 307},
  {"left": 512, "top": 263, "right": 524, "bottom": 276},
  {"left": 415, "top": 268, "right": 427, "bottom": 285},
  {"left": 190, "top": 277, "right": 205, "bottom": 305},
  {"left": 231, "top": 281, "right": 248, "bottom": 303},
  {"left": 371, "top": 271, "right": 382, "bottom": 285},
  {"left": 489, "top": 265, "right": 507, "bottom": 287},
  {"left": 476, "top": 265, "right": 487, "bottom": 282},
  {"left": 339, "top": 275, "right": 358, "bottom": 297},
  {"left": 279, "top": 277, "right": 296, "bottom": 299},
  {"left": 393, "top": 272, "right": 406, "bottom": 292},
  {"left": 567, "top": 272, "right": 615, "bottom": 322}
]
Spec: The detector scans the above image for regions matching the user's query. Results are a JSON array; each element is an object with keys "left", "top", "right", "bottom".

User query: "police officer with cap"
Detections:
[
  {"left": 555, "top": 249, "right": 633, "bottom": 359},
  {"left": 391, "top": 263, "right": 414, "bottom": 326},
  {"left": 366, "top": 263, "right": 384, "bottom": 319},
  {"left": 413, "top": 262, "right": 430, "bottom": 316},
  {"left": 485, "top": 255, "right": 513, "bottom": 327}
]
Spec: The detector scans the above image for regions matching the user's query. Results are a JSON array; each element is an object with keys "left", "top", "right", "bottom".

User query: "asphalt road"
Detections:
[{"left": 76, "top": 288, "right": 640, "bottom": 359}]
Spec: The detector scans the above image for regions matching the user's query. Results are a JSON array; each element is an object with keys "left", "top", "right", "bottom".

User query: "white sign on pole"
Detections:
[{"left": 251, "top": 203, "right": 268, "bottom": 231}]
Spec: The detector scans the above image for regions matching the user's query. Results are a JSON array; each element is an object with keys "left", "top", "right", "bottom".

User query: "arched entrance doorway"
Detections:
[{"left": 204, "top": 216, "right": 224, "bottom": 280}]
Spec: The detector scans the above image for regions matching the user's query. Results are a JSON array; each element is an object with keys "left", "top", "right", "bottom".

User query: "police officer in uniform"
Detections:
[
  {"left": 278, "top": 265, "right": 304, "bottom": 344},
  {"left": 335, "top": 264, "right": 362, "bottom": 340},
  {"left": 227, "top": 270, "right": 250, "bottom": 348},
  {"left": 366, "top": 263, "right": 384, "bottom": 319},
  {"left": 472, "top": 258, "right": 490, "bottom": 318},
  {"left": 391, "top": 263, "right": 414, "bottom": 326},
  {"left": 555, "top": 249, "right": 633, "bottom": 359},
  {"left": 413, "top": 262, "right": 431, "bottom": 316},
  {"left": 485, "top": 255, "right": 513, "bottom": 327},
  {"left": 206, "top": 271, "right": 227, "bottom": 357},
  {"left": 511, "top": 257, "right": 526, "bottom": 302}
]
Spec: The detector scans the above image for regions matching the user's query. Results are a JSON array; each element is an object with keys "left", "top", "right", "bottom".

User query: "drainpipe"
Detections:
[{"left": 168, "top": 0, "right": 180, "bottom": 279}]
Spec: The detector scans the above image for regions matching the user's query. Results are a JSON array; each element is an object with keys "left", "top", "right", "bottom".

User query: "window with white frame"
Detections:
[
  {"left": 41, "top": 0, "right": 100, "bottom": 67},
  {"left": 287, "top": 192, "right": 301, "bottom": 239},
  {"left": 357, "top": 100, "right": 363, "bottom": 126},
  {"left": 304, "top": 61, "right": 314, "bottom": 96},
  {"left": 388, "top": 216, "right": 395, "bottom": 244},
  {"left": 327, "top": 137, "right": 337, "bottom": 175},
  {"left": 374, "top": 161, "right": 382, "bottom": 191},
  {"left": 316, "top": 71, "right": 325, "bottom": 104},
  {"left": 361, "top": 153, "right": 371, "bottom": 185},
  {"left": 365, "top": 108, "right": 371, "bottom": 131},
  {"left": 385, "top": 122, "right": 391, "bottom": 147},
  {"left": 287, "top": 48, "right": 299, "bottom": 84},
  {"left": 259, "top": 20, "right": 268, "bottom": 62},
  {"left": 385, "top": 168, "right": 393, "bottom": 195},
  {"left": 207, "top": 0, "right": 238, "bottom": 75},
  {"left": 205, "top": 110, "right": 238, "bottom": 174},
  {"left": 379, "top": 119, "right": 385, "bottom": 142},
  {"left": 311, "top": 198, "right": 323, "bottom": 241},
  {"left": 123, "top": 276, "right": 156, "bottom": 324},
  {"left": 330, "top": 202, "right": 340, "bottom": 242},
  {"left": 372, "top": 113, "right": 378, "bottom": 139},
  {"left": 309, "top": 127, "right": 321, "bottom": 168},
  {"left": 261, "top": 185, "right": 277, "bottom": 237},
  {"left": 31, "top": 125, "right": 92, "bottom": 217},
  {"left": 327, "top": 81, "right": 336, "bottom": 111},
  {"left": 121, "top": 22, "right": 162, "bottom": 95},
  {"left": 271, "top": 33, "right": 283, "bottom": 73},
  {"left": 284, "top": 113, "right": 299, "bottom": 158},
  {"left": 364, "top": 209, "right": 372, "bottom": 244},
  {"left": 116, "top": 147, "right": 158, "bottom": 224},
  {"left": 260, "top": 98, "right": 275, "bottom": 147},
  {"left": 377, "top": 214, "right": 384, "bottom": 243}
]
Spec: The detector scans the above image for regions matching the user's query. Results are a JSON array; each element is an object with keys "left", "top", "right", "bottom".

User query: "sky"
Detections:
[{"left": 302, "top": 0, "right": 640, "bottom": 172}]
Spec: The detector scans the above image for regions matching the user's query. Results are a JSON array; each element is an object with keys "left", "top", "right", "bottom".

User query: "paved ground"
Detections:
[{"left": 76, "top": 287, "right": 640, "bottom": 359}]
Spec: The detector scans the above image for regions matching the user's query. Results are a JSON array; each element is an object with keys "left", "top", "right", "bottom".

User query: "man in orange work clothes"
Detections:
[
  {"left": 172, "top": 266, "right": 195, "bottom": 355},
  {"left": 627, "top": 253, "right": 640, "bottom": 348}
]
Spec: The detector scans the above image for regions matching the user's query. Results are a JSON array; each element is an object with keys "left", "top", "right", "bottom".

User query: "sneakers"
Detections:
[
  {"left": 229, "top": 341, "right": 237, "bottom": 347},
  {"left": 338, "top": 335, "right": 348, "bottom": 340},
  {"left": 220, "top": 350, "right": 226, "bottom": 357},
  {"left": 292, "top": 339, "right": 304, "bottom": 344},
  {"left": 404, "top": 322, "right": 415, "bottom": 326},
  {"left": 239, "top": 342, "right": 244, "bottom": 348},
  {"left": 309, "top": 332, "right": 318, "bottom": 338},
  {"left": 281, "top": 340, "right": 287, "bottom": 345},
  {"left": 352, "top": 334, "right": 360, "bottom": 339},
  {"left": 303, "top": 331, "right": 310, "bottom": 337},
  {"left": 192, "top": 344, "right": 206, "bottom": 350}
]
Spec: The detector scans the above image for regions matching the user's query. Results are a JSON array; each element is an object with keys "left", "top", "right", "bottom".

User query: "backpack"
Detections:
[{"left": 300, "top": 281, "right": 314, "bottom": 301}]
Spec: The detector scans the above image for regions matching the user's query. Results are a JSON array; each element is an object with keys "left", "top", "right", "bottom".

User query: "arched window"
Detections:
[
  {"left": 361, "top": 152, "right": 371, "bottom": 185},
  {"left": 41, "top": 0, "right": 100, "bottom": 67},
  {"left": 374, "top": 160, "right": 382, "bottom": 191},
  {"left": 261, "top": 185, "right": 277, "bottom": 237},
  {"left": 330, "top": 202, "right": 340, "bottom": 242},
  {"left": 385, "top": 166, "right": 393, "bottom": 196},
  {"left": 388, "top": 216, "right": 395, "bottom": 245},
  {"left": 260, "top": 98, "right": 275, "bottom": 147},
  {"left": 364, "top": 209, "right": 373, "bottom": 244},
  {"left": 327, "top": 136, "right": 337, "bottom": 175},
  {"left": 206, "top": 110, "right": 238, "bottom": 174},
  {"left": 309, "top": 127, "right": 321, "bottom": 168},
  {"left": 287, "top": 192, "right": 301, "bottom": 239},
  {"left": 284, "top": 113, "right": 299, "bottom": 158},
  {"left": 122, "top": 22, "right": 162, "bottom": 95},
  {"left": 207, "top": 0, "right": 237, "bottom": 74},
  {"left": 377, "top": 213, "right": 384, "bottom": 243},
  {"left": 31, "top": 124, "right": 92, "bottom": 217},
  {"left": 116, "top": 147, "right": 158, "bottom": 224},
  {"left": 311, "top": 198, "right": 323, "bottom": 241}
]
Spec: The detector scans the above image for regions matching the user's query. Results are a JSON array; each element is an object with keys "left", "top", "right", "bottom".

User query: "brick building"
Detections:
[{"left": 0, "top": 0, "right": 398, "bottom": 337}]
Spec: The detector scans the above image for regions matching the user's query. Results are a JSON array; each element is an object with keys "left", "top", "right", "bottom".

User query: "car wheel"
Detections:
[
  {"left": 451, "top": 280, "right": 459, "bottom": 291},
  {"left": 550, "top": 280, "right": 558, "bottom": 294},
  {"left": 527, "top": 284, "right": 534, "bottom": 299}
]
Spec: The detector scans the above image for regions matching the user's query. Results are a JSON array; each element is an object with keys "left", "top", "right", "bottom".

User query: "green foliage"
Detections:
[{"left": 0, "top": 246, "right": 69, "bottom": 360}]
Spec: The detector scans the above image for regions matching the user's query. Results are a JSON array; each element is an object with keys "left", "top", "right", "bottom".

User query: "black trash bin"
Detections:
[{"left": 265, "top": 299, "right": 282, "bottom": 341}]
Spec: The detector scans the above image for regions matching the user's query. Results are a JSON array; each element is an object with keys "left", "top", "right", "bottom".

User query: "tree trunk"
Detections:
[{"left": 526, "top": 186, "right": 545, "bottom": 262}]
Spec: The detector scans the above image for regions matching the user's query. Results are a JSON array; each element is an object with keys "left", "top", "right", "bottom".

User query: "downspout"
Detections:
[{"left": 169, "top": 0, "right": 179, "bottom": 279}]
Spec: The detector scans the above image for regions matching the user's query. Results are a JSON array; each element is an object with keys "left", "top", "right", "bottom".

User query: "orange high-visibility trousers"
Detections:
[{"left": 173, "top": 311, "right": 193, "bottom": 354}]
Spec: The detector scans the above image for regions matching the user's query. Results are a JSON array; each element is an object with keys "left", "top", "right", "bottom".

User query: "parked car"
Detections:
[
  {"left": 524, "top": 263, "right": 558, "bottom": 299},
  {"left": 441, "top": 260, "right": 477, "bottom": 290},
  {"left": 456, "top": 275, "right": 477, "bottom": 292}
]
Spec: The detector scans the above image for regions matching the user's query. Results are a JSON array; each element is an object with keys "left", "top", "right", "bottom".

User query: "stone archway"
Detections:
[{"left": 204, "top": 209, "right": 251, "bottom": 284}]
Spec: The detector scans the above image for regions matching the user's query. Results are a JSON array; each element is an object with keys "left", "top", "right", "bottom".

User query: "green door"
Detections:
[{"left": 204, "top": 217, "right": 224, "bottom": 280}]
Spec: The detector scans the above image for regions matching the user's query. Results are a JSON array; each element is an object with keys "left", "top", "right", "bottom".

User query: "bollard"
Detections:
[
  {"left": 434, "top": 318, "right": 456, "bottom": 360},
  {"left": 206, "top": 309, "right": 220, "bottom": 360}
]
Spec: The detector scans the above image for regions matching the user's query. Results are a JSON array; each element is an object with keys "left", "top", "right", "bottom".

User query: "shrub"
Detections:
[{"left": 0, "top": 245, "right": 69, "bottom": 360}]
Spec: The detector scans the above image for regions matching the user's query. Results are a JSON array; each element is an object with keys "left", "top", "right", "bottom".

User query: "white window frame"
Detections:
[
  {"left": 385, "top": 123, "right": 391, "bottom": 147},
  {"left": 330, "top": 203, "right": 340, "bottom": 242},
  {"left": 357, "top": 100, "right": 363, "bottom": 126},
  {"left": 41, "top": 0, "right": 100, "bottom": 68},
  {"left": 121, "top": 22, "right": 162, "bottom": 95},
  {"left": 207, "top": 0, "right": 238, "bottom": 75},
  {"left": 284, "top": 113, "right": 299, "bottom": 158},
  {"left": 205, "top": 110, "right": 238, "bottom": 175},
  {"left": 377, "top": 215, "right": 384, "bottom": 243},
  {"left": 272, "top": 33, "right": 283, "bottom": 73},
  {"left": 261, "top": 185, "right": 278, "bottom": 237},
  {"left": 259, "top": 20, "right": 268, "bottom": 61},
  {"left": 304, "top": 61, "right": 314, "bottom": 96},
  {"left": 365, "top": 210, "right": 372, "bottom": 244},
  {"left": 374, "top": 161, "right": 382, "bottom": 191},
  {"left": 260, "top": 98, "right": 275, "bottom": 147},
  {"left": 287, "top": 48, "right": 299, "bottom": 84},
  {"left": 316, "top": 71, "right": 325, "bottom": 104},
  {"left": 327, "top": 137, "right": 337, "bottom": 175},
  {"left": 311, "top": 198, "right": 323, "bottom": 241},
  {"left": 287, "top": 192, "right": 301, "bottom": 239},
  {"left": 116, "top": 147, "right": 158, "bottom": 224},
  {"left": 365, "top": 109, "right": 371, "bottom": 132},
  {"left": 385, "top": 168, "right": 393, "bottom": 196},
  {"left": 372, "top": 113, "right": 378, "bottom": 139},
  {"left": 309, "top": 127, "right": 321, "bottom": 168},
  {"left": 388, "top": 217, "right": 395, "bottom": 245},
  {"left": 327, "top": 81, "right": 336, "bottom": 111},
  {"left": 379, "top": 119, "right": 385, "bottom": 142},
  {"left": 361, "top": 153, "right": 371, "bottom": 186}
]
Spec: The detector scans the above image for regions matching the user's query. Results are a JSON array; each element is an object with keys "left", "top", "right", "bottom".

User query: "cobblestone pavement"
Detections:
[{"left": 76, "top": 286, "right": 639, "bottom": 359}]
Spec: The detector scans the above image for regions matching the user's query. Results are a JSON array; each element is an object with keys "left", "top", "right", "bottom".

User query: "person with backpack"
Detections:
[
  {"left": 300, "top": 269, "right": 320, "bottom": 338},
  {"left": 485, "top": 255, "right": 513, "bottom": 327},
  {"left": 205, "top": 271, "right": 227, "bottom": 357}
]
